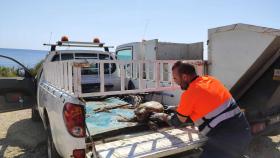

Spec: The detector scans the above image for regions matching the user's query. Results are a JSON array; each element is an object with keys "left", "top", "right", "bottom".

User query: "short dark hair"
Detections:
[{"left": 172, "top": 61, "right": 197, "bottom": 75}]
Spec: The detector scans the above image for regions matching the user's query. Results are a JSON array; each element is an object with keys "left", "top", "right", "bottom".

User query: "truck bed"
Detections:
[
  {"left": 85, "top": 97, "right": 139, "bottom": 136},
  {"left": 85, "top": 98, "right": 207, "bottom": 158},
  {"left": 90, "top": 127, "right": 206, "bottom": 158}
]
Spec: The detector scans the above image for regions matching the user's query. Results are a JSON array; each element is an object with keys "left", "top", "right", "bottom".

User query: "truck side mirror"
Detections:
[{"left": 17, "top": 68, "right": 26, "bottom": 77}]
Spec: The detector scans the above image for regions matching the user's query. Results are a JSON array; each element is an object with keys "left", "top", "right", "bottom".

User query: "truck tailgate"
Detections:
[{"left": 93, "top": 127, "right": 207, "bottom": 158}]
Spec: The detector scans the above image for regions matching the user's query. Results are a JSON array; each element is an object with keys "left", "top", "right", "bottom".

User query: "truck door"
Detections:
[{"left": 0, "top": 55, "right": 36, "bottom": 113}]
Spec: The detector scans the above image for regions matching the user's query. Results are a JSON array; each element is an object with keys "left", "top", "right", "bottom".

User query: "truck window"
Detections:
[
  {"left": 51, "top": 54, "right": 74, "bottom": 61},
  {"left": 116, "top": 49, "right": 132, "bottom": 61},
  {"left": 51, "top": 53, "right": 113, "bottom": 61},
  {"left": 51, "top": 53, "right": 116, "bottom": 74}
]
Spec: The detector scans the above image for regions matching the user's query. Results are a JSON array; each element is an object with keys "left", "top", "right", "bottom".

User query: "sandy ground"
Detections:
[
  {"left": 0, "top": 109, "right": 47, "bottom": 158},
  {"left": 0, "top": 109, "right": 279, "bottom": 158}
]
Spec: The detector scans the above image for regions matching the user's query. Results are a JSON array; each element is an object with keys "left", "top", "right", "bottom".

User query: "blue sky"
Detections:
[{"left": 0, "top": 0, "right": 279, "bottom": 50}]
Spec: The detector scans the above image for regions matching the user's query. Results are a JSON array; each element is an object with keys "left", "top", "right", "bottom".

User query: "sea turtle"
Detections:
[
  {"left": 117, "top": 101, "right": 164, "bottom": 122},
  {"left": 134, "top": 101, "right": 164, "bottom": 122},
  {"left": 117, "top": 101, "right": 165, "bottom": 130}
]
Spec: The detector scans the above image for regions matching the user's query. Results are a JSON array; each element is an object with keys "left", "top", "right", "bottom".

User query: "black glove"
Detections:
[{"left": 164, "top": 105, "right": 177, "bottom": 114}]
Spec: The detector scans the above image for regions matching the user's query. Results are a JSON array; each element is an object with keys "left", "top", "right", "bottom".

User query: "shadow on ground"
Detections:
[
  {"left": 245, "top": 124, "right": 280, "bottom": 158},
  {"left": 0, "top": 118, "right": 47, "bottom": 158}
]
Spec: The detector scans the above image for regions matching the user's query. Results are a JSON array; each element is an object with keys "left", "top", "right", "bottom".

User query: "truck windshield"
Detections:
[{"left": 51, "top": 53, "right": 116, "bottom": 74}]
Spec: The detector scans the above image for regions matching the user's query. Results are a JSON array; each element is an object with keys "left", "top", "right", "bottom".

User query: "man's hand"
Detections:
[{"left": 149, "top": 112, "right": 169, "bottom": 122}]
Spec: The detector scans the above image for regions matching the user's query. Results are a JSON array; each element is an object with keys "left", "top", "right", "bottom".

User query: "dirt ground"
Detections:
[
  {"left": 0, "top": 109, "right": 279, "bottom": 158},
  {"left": 0, "top": 109, "right": 47, "bottom": 158}
]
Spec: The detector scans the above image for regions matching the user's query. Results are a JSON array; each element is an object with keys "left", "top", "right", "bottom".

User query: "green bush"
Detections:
[
  {"left": 29, "top": 60, "right": 44, "bottom": 77},
  {"left": 0, "top": 66, "right": 17, "bottom": 77}
]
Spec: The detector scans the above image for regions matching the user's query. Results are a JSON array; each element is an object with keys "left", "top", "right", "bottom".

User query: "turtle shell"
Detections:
[{"left": 134, "top": 101, "right": 164, "bottom": 122}]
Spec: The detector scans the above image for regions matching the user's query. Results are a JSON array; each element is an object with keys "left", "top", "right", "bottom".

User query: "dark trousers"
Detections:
[{"left": 200, "top": 113, "right": 252, "bottom": 158}]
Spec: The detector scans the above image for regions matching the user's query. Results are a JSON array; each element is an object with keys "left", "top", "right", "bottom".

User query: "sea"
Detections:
[{"left": 0, "top": 48, "right": 48, "bottom": 68}]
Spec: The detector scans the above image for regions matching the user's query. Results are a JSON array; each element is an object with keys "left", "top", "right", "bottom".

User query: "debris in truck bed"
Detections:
[
  {"left": 86, "top": 98, "right": 138, "bottom": 135},
  {"left": 86, "top": 98, "right": 167, "bottom": 135},
  {"left": 92, "top": 95, "right": 144, "bottom": 113},
  {"left": 93, "top": 103, "right": 131, "bottom": 113}
]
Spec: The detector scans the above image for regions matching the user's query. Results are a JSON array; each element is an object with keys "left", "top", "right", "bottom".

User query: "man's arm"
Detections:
[
  {"left": 164, "top": 105, "right": 188, "bottom": 122},
  {"left": 166, "top": 113, "right": 190, "bottom": 127},
  {"left": 150, "top": 112, "right": 190, "bottom": 127}
]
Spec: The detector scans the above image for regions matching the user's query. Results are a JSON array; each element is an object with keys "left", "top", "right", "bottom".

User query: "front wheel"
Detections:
[{"left": 47, "top": 126, "right": 61, "bottom": 158}]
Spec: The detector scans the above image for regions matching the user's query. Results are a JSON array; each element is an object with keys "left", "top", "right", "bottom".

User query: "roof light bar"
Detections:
[{"left": 43, "top": 41, "right": 114, "bottom": 51}]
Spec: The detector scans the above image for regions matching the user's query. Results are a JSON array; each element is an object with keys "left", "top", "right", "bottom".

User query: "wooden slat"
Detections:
[
  {"left": 63, "top": 62, "right": 68, "bottom": 91},
  {"left": 145, "top": 62, "right": 150, "bottom": 80},
  {"left": 73, "top": 66, "right": 81, "bottom": 96},
  {"left": 138, "top": 62, "right": 143, "bottom": 90},
  {"left": 77, "top": 67, "right": 82, "bottom": 96},
  {"left": 160, "top": 62, "right": 163, "bottom": 82},
  {"left": 130, "top": 62, "right": 133, "bottom": 78},
  {"left": 68, "top": 62, "right": 73, "bottom": 93},
  {"left": 120, "top": 64, "right": 125, "bottom": 91},
  {"left": 59, "top": 62, "right": 63, "bottom": 88},
  {"left": 169, "top": 63, "right": 173, "bottom": 86},
  {"left": 57, "top": 62, "right": 60, "bottom": 87},
  {"left": 100, "top": 63, "right": 105, "bottom": 92},
  {"left": 155, "top": 62, "right": 160, "bottom": 88}
]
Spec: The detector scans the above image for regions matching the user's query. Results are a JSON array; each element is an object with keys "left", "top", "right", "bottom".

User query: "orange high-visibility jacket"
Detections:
[{"left": 176, "top": 75, "right": 232, "bottom": 122}]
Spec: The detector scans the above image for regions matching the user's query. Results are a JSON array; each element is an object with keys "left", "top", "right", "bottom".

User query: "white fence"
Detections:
[{"left": 43, "top": 60, "right": 204, "bottom": 97}]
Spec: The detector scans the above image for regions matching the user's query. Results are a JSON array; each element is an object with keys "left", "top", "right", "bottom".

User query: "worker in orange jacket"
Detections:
[{"left": 150, "top": 61, "right": 252, "bottom": 158}]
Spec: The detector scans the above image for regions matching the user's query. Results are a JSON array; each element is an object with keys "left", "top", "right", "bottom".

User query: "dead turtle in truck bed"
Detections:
[
  {"left": 130, "top": 101, "right": 164, "bottom": 130},
  {"left": 134, "top": 101, "right": 164, "bottom": 122},
  {"left": 117, "top": 101, "right": 165, "bottom": 130}
]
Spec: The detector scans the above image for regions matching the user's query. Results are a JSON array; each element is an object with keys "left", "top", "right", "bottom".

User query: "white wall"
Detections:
[{"left": 208, "top": 24, "right": 278, "bottom": 89}]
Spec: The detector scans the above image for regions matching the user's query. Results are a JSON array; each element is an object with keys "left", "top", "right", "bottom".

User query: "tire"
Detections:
[
  {"left": 47, "top": 126, "right": 61, "bottom": 158},
  {"left": 31, "top": 107, "right": 41, "bottom": 122}
]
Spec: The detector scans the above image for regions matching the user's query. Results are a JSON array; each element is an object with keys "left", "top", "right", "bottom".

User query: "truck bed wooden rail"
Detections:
[{"left": 43, "top": 60, "right": 204, "bottom": 97}]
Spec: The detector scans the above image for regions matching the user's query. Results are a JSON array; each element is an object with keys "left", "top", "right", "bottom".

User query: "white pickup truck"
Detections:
[
  {"left": 2, "top": 23, "right": 280, "bottom": 158},
  {"left": 0, "top": 40, "right": 206, "bottom": 158}
]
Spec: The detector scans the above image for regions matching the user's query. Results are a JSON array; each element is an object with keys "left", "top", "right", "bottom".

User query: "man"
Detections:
[{"left": 150, "top": 61, "right": 252, "bottom": 158}]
